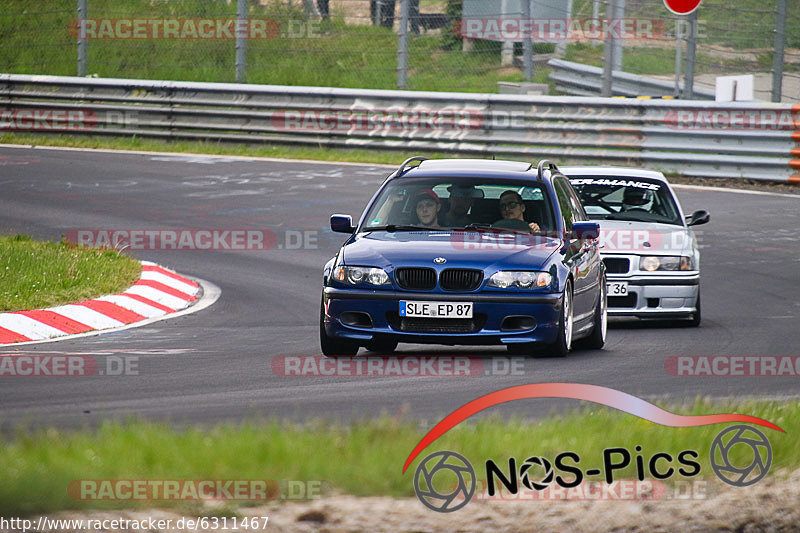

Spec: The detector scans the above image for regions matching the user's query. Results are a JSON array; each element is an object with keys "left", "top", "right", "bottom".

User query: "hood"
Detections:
[
  {"left": 595, "top": 220, "right": 693, "bottom": 255},
  {"left": 342, "top": 230, "right": 561, "bottom": 270}
]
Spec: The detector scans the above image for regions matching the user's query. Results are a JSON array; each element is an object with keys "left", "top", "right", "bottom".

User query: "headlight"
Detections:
[
  {"left": 333, "top": 266, "right": 390, "bottom": 286},
  {"left": 639, "top": 256, "right": 694, "bottom": 271},
  {"left": 487, "top": 271, "right": 552, "bottom": 289}
]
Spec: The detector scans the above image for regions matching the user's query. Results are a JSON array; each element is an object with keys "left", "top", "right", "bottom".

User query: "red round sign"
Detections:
[{"left": 662, "top": 0, "right": 702, "bottom": 15}]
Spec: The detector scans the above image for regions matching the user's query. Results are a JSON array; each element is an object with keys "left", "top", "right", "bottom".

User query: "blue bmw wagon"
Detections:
[{"left": 321, "top": 157, "right": 607, "bottom": 357}]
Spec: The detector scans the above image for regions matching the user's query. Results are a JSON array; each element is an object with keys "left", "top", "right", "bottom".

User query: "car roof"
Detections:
[
  {"left": 402, "top": 158, "right": 538, "bottom": 179},
  {"left": 559, "top": 166, "right": 668, "bottom": 182}
]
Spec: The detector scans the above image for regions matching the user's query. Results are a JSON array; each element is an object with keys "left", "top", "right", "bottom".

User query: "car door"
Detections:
[{"left": 554, "top": 177, "right": 598, "bottom": 319}]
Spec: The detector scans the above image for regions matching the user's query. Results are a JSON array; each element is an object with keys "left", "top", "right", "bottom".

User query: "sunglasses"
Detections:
[{"left": 499, "top": 201, "right": 521, "bottom": 209}]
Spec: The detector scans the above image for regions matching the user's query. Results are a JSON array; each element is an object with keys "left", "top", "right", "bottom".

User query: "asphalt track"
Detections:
[{"left": 1, "top": 145, "right": 799, "bottom": 432}]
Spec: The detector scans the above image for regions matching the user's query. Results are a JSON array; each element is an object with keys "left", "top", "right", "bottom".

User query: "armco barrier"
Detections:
[
  {"left": 1, "top": 73, "right": 798, "bottom": 182},
  {"left": 547, "top": 58, "right": 716, "bottom": 100}
]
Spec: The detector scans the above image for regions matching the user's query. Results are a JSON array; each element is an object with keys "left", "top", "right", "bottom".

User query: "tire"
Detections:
[
  {"left": 578, "top": 277, "right": 607, "bottom": 349},
  {"left": 319, "top": 297, "right": 359, "bottom": 357},
  {"left": 365, "top": 339, "right": 398, "bottom": 354},
  {"left": 547, "top": 280, "right": 574, "bottom": 357},
  {"left": 687, "top": 290, "right": 701, "bottom": 327}
]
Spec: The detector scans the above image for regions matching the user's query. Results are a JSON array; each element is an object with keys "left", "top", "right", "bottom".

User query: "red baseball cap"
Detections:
[{"left": 415, "top": 189, "right": 440, "bottom": 204}]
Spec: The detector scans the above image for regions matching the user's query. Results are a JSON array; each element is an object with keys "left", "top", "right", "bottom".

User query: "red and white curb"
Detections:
[{"left": 0, "top": 261, "right": 219, "bottom": 346}]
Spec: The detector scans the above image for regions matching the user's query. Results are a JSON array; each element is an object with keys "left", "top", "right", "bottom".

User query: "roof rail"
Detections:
[
  {"left": 395, "top": 156, "right": 428, "bottom": 177},
  {"left": 536, "top": 159, "right": 561, "bottom": 179}
]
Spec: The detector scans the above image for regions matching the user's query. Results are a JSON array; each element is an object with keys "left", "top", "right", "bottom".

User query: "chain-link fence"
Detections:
[
  {"left": 0, "top": 0, "right": 797, "bottom": 101},
  {"left": 561, "top": 0, "right": 800, "bottom": 102}
]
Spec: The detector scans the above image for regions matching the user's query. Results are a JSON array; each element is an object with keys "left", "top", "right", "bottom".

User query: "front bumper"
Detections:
[
  {"left": 323, "top": 286, "right": 562, "bottom": 345},
  {"left": 606, "top": 274, "right": 699, "bottom": 317}
]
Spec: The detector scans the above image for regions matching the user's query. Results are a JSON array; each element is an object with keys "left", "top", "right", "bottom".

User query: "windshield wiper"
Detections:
[
  {"left": 604, "top": 213, "right": 653, "bottom": 222},
  {"left": 366, "top": 225, "right": 439, "bottom": 232},
  {"left": 461, "top": 223, "right": 493, "bottom": 230}
]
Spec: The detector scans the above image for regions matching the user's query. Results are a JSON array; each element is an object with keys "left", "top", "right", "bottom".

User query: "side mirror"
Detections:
[
  {"left": 330, "top": 214, "right": 355, "bottom": 233},
  {"left": 571, "top": 221, "right": 600, "bottom": 240},
  {"left": 686, "top": 210, "right": 710, "bottom": 226}
]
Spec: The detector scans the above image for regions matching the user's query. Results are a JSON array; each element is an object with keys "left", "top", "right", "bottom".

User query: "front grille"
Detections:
[
  {"left": 608, "top": 294, "right": 637, "bottom": 308},
  {"left": 440, "top": 269, "right": 483, "bottom": 291},
  {"left": 400, "top": 318, "right": 478, "bottom": 333},
  {"left": 395, "top": 267, "right": 437, "bottom": 291},
  {"left": 603, "top": 257, "right": 630, "bottom": 274},
  {"left": 386, "top": 312, "right": 487, "bottom": 333}
]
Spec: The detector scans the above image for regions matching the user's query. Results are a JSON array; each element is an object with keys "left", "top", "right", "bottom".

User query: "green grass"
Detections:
[
  {"left": 577, "top": 0, "right": 800, "bottom": 50},
  {"left": 0, "top": 131, "right": 593, "bottom": 170},
  {"left": 1, "top": 398, "right": 797, "bottom": 515},
  {"left": 564, "top": 41, "right": 773, "bottom": 77},
  {"left": 0, "top": 132, "right": 461, "bottom": 165},
  {"left": 0, "top": 234, "right": 141, "bottom": 312},
  {"left": 2, "top": 0, "right": 797, "bottom": 94},
  {"left": 566, "top": 43, "right": 677, "bottom": 75},
  {"left": 4, "top": 135, "right": 799, "bottom": 194},
  {"left": 3, "top": 0, "right": 794, "bottom": 93},
  {"left": 0, "top": 0, "right": 530, "bottom": 92}
]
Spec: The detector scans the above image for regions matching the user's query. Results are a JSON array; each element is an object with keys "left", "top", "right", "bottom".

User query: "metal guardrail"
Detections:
[
  {"left": 547, "top": 59, "right": 716, "bottom": 100},
  {"left": 1, "top": 73, "right": 798, "bottom": 182}
]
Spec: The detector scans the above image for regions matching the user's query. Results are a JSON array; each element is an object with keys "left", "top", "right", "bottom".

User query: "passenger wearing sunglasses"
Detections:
[{"left": 494, "top": 190, "right": 541, "bottom": 232}]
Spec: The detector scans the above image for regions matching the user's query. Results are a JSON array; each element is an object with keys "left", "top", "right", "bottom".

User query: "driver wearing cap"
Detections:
[{"left": 413, "top": 189, "right": 441, "bottom": 227}]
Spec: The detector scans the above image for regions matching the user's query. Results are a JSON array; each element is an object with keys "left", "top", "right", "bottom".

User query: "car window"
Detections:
[
  {"left": 565, "top": 182, "right": 588, "bottom": 222},
  {"left": 569, "top": 176, "right": 683, "bottom": 226},
  {"left": 362, "top": 177, "right": 556, "bottom": 233},
  {"left": 553, "top": 177, "right": 575, "bottom": 232}
]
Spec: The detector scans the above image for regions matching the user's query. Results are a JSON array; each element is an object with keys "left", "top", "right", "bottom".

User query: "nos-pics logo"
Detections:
[
  {"left": 404, "top": 384, "right": 782, "bottom": 513},
  {"left": 413, "top": 425, "right": 772, "bottom": 512},
  {"left": 709, "top": 425, "right": 772, "bottom": 487},
  {"left": 414, "top": 451, "right": 476, "bottom": 513}
]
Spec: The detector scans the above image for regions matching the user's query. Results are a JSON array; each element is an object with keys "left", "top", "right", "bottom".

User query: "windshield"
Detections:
[
  {"left": 362, "top": 178, "right": 556, "bottom": 233},
  {"left": 569, "top": 176, "right": 683, "bottom": 226}
]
